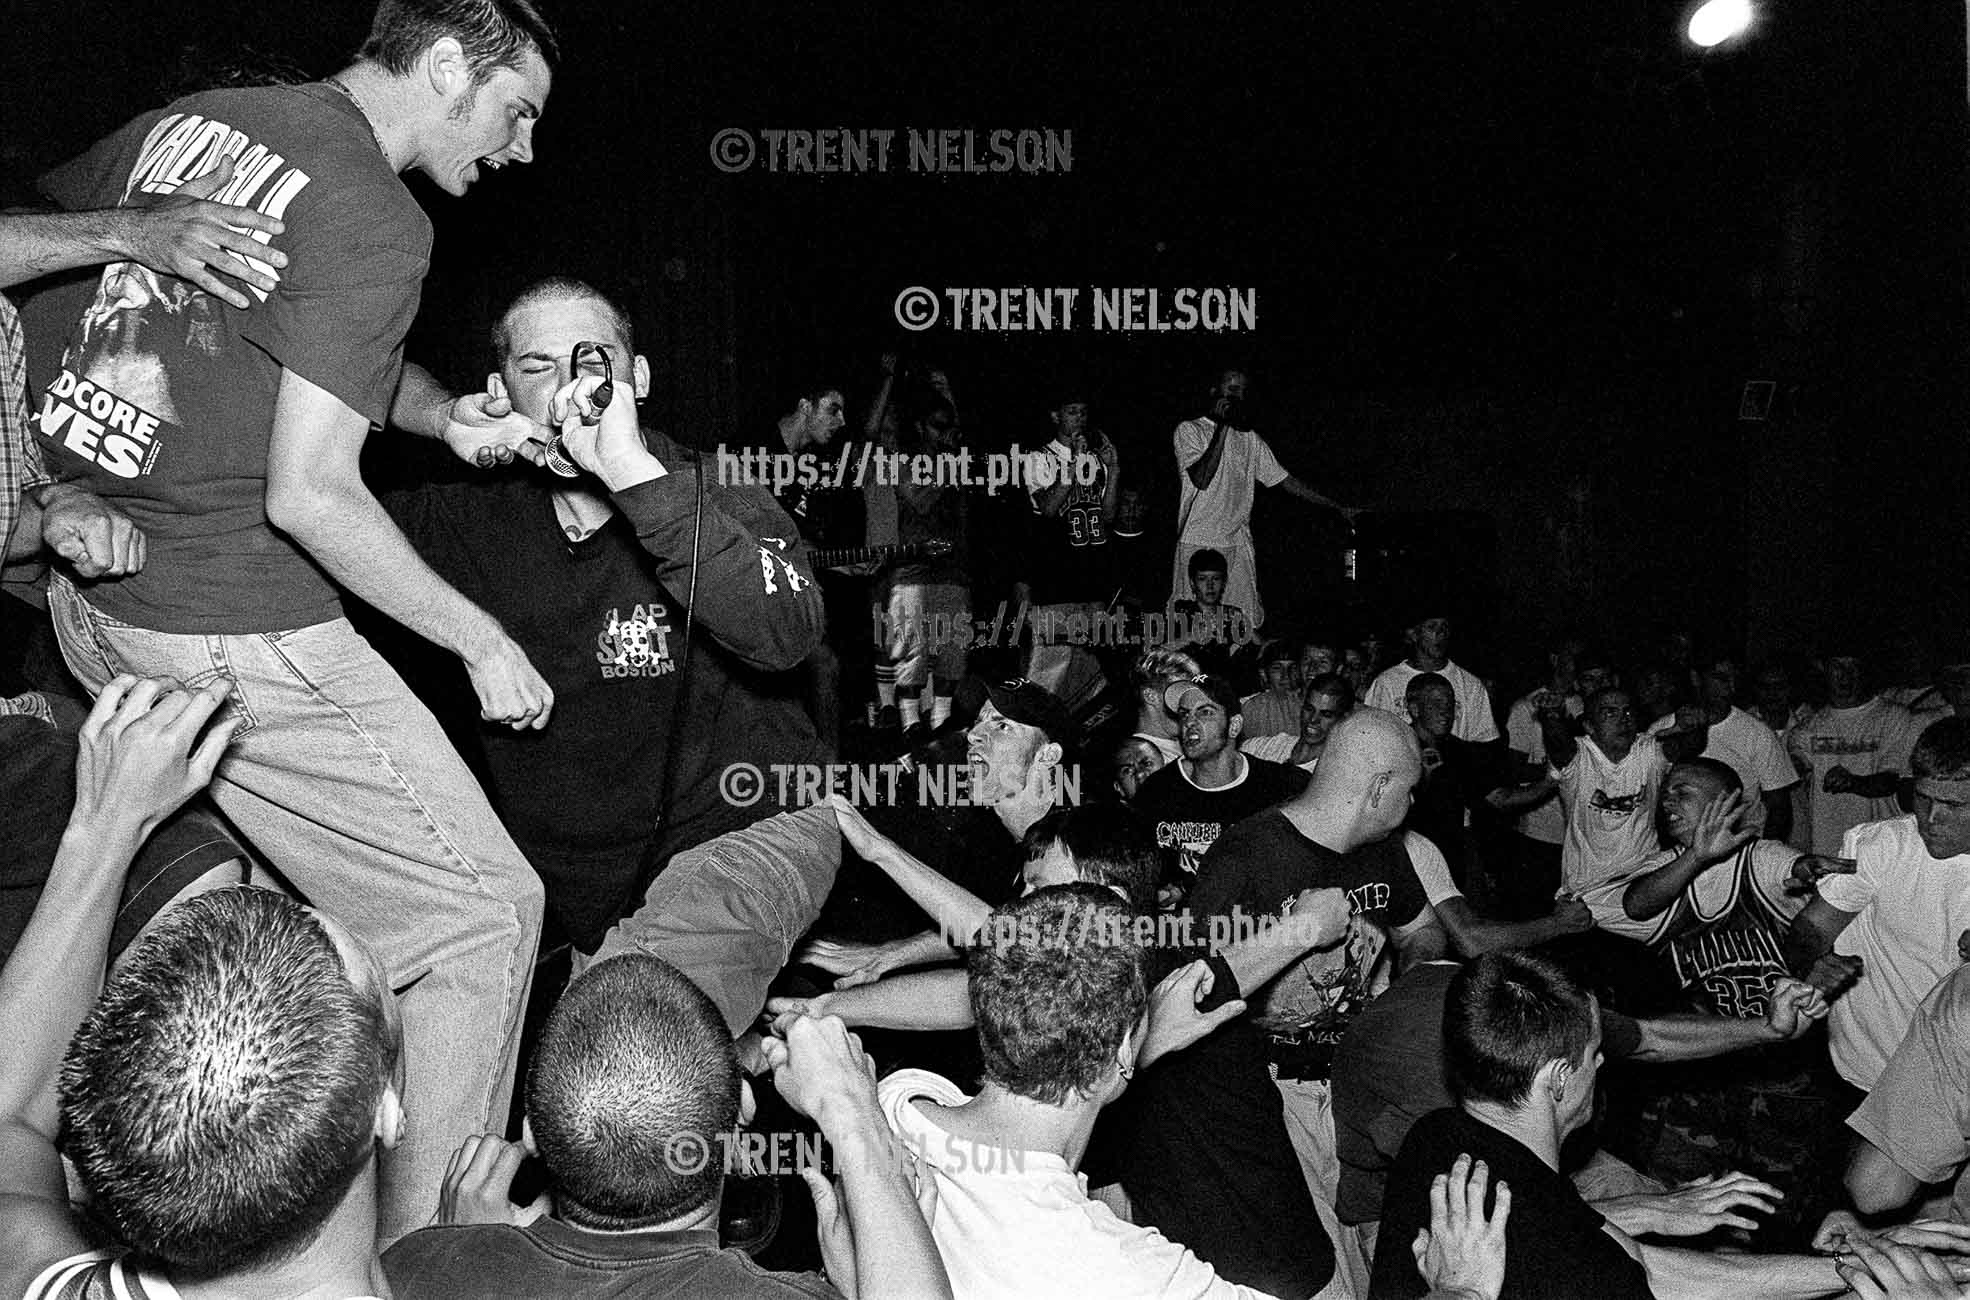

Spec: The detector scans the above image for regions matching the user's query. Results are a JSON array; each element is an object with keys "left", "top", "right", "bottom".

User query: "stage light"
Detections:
[{"left": 1687, "top": 0, "right": 1754, "bottom": 48}]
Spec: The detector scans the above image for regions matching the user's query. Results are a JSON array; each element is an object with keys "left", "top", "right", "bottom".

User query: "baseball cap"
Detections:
[
  {"left": 1163, "top": 674, "right": 1242, "bottom": 718},
  {"left": 983, "top": 678, "right": 1076, "bottom": 747}
]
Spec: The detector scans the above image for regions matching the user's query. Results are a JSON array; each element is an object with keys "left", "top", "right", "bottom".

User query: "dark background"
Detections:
[{"left": 6, "top": 0, "right": 1966, "bottom": 689}]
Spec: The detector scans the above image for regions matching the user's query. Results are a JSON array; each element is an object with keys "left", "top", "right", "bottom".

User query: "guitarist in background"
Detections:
[{"left": 767, "top": 380, "right": 859, "bottom": 750}]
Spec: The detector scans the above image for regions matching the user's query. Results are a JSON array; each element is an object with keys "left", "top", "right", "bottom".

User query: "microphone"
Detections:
[{"left": 543, "top": 341, "right": 616, "bottom": 478}]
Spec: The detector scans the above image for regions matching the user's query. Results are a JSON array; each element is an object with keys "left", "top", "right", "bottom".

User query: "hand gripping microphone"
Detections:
[{"left": 542, "top": 340, "right": 615, "bottom": 478}]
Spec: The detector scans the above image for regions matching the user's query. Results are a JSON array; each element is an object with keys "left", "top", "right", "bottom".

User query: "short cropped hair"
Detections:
[
  {"left": 360, "top": 0, "right": 560, "bottom": 79},
  {"left": 493, "top": 276, "right": 635, "bottom": 369},
  {"left": 527, "top": 953, "right": 737, "bottom": 1230},
  {"left": 1304, "top": 671, "right": 1355, "bottom": 709},
  {"left": 1913, "top": 717, "right": 1970, "bottom": 782},
  {"left": 1673, "top": 755, "right": 1743, "bottom": 795},
  {"left": 1188, "top": 548, "right": 1228, "bottom": 580},
  {"left": 60, "top": 889, "right": 396, "bottom": 1275},
  {"left": 967, "top": 885, "right": 1150, "bottom": 1106},
  {"left": 1444, "top": 950, "right": 1595, "bottom": 1109},
  {"left": 1404, "top": 671, "right": 1455, "bottom": 705},
  {"left": 1022, "top": 804, "right": 1161, "bottom": 911}
]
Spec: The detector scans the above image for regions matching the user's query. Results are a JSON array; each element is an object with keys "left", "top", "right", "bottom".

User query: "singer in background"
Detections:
[
  {"left": 385, "top": 277, "right": 842, "bottom": 1038},
  {"left": 1170, "top": 367, "right": 1357, "bottom": 631}
]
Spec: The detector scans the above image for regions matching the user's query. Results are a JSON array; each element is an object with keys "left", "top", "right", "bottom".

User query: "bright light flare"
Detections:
[{"left": 1687, "top": 0, "right": 1754, "bottom": 48}]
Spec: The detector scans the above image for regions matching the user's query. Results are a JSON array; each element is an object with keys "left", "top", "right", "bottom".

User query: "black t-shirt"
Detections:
[
  {"left": 1139, "top": 756, "right": 1308, "bottom": 881},
  {"left": 38, "top": 83, "right": 429, "bottom": 633},
  {"left": 1332, "top": 963, "right": 1649, "bottom": 1224},
  {"left": 1406, "top": 736, "right": 1508, "bottom": 887},
  {"left": 1189, "top": 810, "right": 1431, "bottom": 1079},
  {"left": 1085, "top": 943, "right": 1336, "bottom": 1299},
  {"left": 1371, "top": 1108, "right": 1652, "bottom": 1300}
]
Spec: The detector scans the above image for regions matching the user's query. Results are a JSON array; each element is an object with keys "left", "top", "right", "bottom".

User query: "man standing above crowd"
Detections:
[
  {"left": 1171, "top": 368, "right": 1353, "bottom": 630},
  {"left": 30, "top": 0, "right": 558, "bottom": 1238},
  {"left": 1787, "top": 653, "right": 1922, "bottom": 856},
  {"left": 1366, "top": 612, "right": 1501, "bottom": 744}
]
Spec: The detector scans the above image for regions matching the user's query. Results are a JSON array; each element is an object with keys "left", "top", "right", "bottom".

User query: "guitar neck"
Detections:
[{"left": 811, "top": 543, "right": 908, "bottom": 569}]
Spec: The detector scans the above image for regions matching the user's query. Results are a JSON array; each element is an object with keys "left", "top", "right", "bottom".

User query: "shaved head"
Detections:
[{"left": 1300, "top": 709, "right": 1424, "bottom": 846}]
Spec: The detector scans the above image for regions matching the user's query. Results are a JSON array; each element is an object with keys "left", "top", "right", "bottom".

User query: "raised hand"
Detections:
[
  {"left": 1140, "top": 959, "right": 1246, "bottom": 1066},
  {"left": 1688, "top": 788, "right": 1757, "bottom": 862},
  {"left": 439, "top": 1133, "right": 549, "bottom": 1228}
]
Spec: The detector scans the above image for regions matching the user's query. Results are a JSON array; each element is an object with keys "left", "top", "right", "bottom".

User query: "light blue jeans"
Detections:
[
  {"left": 49, "top": 578, "right": 544, "bottom": 1243},
  {"left": 585, "top": 804, "right": 842, "bottom": 1038}
]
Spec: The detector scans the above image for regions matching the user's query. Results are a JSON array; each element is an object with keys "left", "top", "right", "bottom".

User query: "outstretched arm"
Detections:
[
  {"left": 2, "top": 155, "right": 285, "bottom": 302},
  {"left": 0, "top": 677, "right": 240, "bottom": 1300}
]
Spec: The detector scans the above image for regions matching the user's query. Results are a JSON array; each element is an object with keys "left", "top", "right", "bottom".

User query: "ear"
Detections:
[
  {"left": 374, "top": 1081, "right": 407, "bottom": 1150},
  {"left": 1034, "top": 740, "right": 1063, "bottom": 776},
  {"left": 1228, "top": 713, "right": 1244, "bottom": 742},
  {"left": 632, "top": 355, "right": 652, "bottom": 400},
  {"left": 487, "top": 371, "right": 508, "bottom": 403},
  {"left": 738, "top": 1077, "right": 757, "bottom": 1127},
  {"left": 1366, "top": 771, "right": 1391, "bottom": 809},
  {"left": 426, "top": 36, "right": 470, "bottom": 98},
  {"left": 1535, "top": 1057, "right": 1568, "bottom": 1103}
]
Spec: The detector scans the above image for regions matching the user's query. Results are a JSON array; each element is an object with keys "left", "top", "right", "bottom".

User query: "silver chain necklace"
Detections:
[{"left": 323, "top": 77, "right": 389, "bottom": 162}]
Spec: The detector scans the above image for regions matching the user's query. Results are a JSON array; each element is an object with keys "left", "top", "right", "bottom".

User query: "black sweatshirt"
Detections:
[{"left": 388, "top": 438, "right": 829, "bottom": 950}]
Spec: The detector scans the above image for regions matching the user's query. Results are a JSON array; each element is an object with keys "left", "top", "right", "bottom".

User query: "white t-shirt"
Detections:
[
  {"left": 1505, "top": 692, "right": 1581, "bottom": 845},
  {"left": 876, "top": 1069, "right": 1273, "bottom": 1300},
  {"left": 1786, "top": 698, "right": 1923, "bottom": 855},
  {"left": 1552, "top": 733, "right": 1669, "bottom": 895},
  {"left": 1405, "top": 829, "right": 1464, "bottom": 907},
  {"left": 1364, "top": 659, "right": 1500, "bottom": 744},
  {"left": 1819, "top": 815, "right": 1970, "bottom": 1090},
  {"left": 1171, "top": 420, "right": 1287, "bottom": 547},
  {"left": 1646, "top": 706, "right": 1798, "bottom": 812},
  {"left": 1239, "top": 731, "right": 1319, "bottom": 773}
]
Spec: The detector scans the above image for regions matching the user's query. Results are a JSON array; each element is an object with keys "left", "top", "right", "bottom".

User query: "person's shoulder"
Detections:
[
  {"left": 1918, "top": 964, "right": 1970, "bottom": 1031},
  {"left": 875, "top": 1067, "right": 964, "bottom": 1128},
  {"left": 1211, "top": 806, "right": 1287, "bottom": 852},
  {"left": 1851, "top": 813, "right": 1920, "bottom": 858},
  {"left": 1136, "top": 762, "right": 1186, "bottom": 799}
]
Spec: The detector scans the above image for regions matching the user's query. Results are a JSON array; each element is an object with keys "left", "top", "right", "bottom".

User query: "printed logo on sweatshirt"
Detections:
[{"left": 596, "top": 602, "right": 676, "bottom": 679}]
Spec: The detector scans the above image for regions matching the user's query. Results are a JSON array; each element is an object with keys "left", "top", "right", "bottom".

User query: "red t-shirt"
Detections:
[{"left": 37, "top": 83, "right": 431, "bottom": 632}]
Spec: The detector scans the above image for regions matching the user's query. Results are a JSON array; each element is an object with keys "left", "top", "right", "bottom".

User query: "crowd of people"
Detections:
[{"left": 4, "top": 2, "right": 1970, "bottom": 1299}]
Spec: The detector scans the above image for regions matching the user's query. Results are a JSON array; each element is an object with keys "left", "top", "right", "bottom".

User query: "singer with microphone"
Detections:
[
  {"left": 1171, "top": 367, "right": 1359, "bottom": 632},
  {"left": 382, "top": 276, "right": 842, "bottom": 1040}
]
